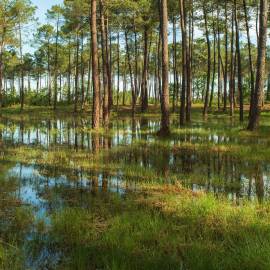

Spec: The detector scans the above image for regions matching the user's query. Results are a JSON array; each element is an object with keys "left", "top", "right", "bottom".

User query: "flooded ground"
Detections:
[{"left": 1, "top": 112, "right": 270, "bottom": 269}]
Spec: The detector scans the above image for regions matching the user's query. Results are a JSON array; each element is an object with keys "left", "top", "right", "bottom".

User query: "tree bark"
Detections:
[
  {"left": 125, "top": 31, "right": 136, "bottom": 116},
  {"left": 243, "top": 0, "right": 255, "bottom": 117},
  {"left": 91, "top": 0, "right": 100, "bottom": 129},
  {"left": 159, "top": 0, "right": 170, "bottom": 136},
  {"left": 235, "top": 0, "right": 244, "bottom": 122},
  {"left": 229, "top": 6, "right": 235, "bottom": 117},
  {"left": 223, "top": 1, "right": 228, "bottom": 112},
  {"left": 179, "top": 0, "right": 187, "bottom": 125},
  {"left": 141, "top": 26, "right": 149, "bottom": 113},
  {"left": 248, "top": 0, "right": 268, "bottom": 130},
  {"left": 203, "top": 5, "right": 211, "bottom": 116},
  {"left": 100, "top": 0, "right": 109, "bottom": 126}
]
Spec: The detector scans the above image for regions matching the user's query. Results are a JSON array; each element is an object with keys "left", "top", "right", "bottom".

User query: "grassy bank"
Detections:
[{"left": 31, "top": 184, "right": 270, "bottom": 270}]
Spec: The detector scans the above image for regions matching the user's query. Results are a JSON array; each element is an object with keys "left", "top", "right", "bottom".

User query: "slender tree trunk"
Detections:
[
  {"left": 74, "top": 32, "right": 80, "bottom": 113},
  {"left": 186, "top": 1, "right": 194, "bottom": 122},
  {"left": 87, "top": 35, "right": 92, "bottom": 104},
  {"left": 172, "top": 16, "right": 177, "bottom": 113},
  {"left": 100, "top": 0, "right": 109, "bottom": 126},
  {"left": 141, "top": 26, "right": 149, "bottom": 113},
  {"left": 117, "top": 31, "right": 120, "bottom": 111},
  {"left": 81, "top": 30, "right": 85, "bottom": 109},
  {"left": 123, "top": 56, "right": 127, "bottom": 106},
  {"left": 159, "top": 0, "right": 170, "bottom": 136},
  {"left": 107, "top": 23, "right": 113, "bottom": 111},
  {"left": 53, "top": 14, "right": 60, "bottom": 110},
  {"left": 235, "top": 0, "right": 244, "bottom": 122},
  {"left": 125, "top": 31, "right": 136, "bottom": 116},
  {"left": 19, "top": 22, "right": 24, "bottom": 111},
  {"left": 217, "top": 6, "right": 222, "bottom": 110},
  {"left": 186, "top": 1, "right": 193, "bottom": 122},
  {"left": 210, "top": 19, "right": 216, "bottom": 109},
  {"left": 203, "top": 6, "right": 211, "bottom": 116},
  {"left": 224, "top": 1, "right": 228, "bottom": 111},
  {"left": 248, "top": 0, "right": 268, "bottom": 130},
  {"left": 47, "top": 39, "right": 52, "bottom": 106},
  {"left": 91, "top": 0, "right": 100, "bottom": 129},
  {"left": 68, "top": 37, "right": 71, "bottom": 104},
  {"left": 179, "top": 0, "right": 187, "bottom": 125},
  {"left": 157, "top": 28, "right": 162, "bottom": 104},
  {"left": 229, "top": 6, "right": 235, "bottom": 117},
  {"left": 134, "top": 24, "right": 139, "bottom": 100},
  {"left": 243, "top": 0, "right": 255, "bottom": 117}
]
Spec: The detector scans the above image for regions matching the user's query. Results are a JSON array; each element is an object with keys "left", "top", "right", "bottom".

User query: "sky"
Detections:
[
  {"left": 24, "top": 0, "right": 63, "bottom": 53},
  {"left": 24, "top": 0, "right": 258, "bottom": 54},
  {"left": 32, "top": 0, "right": 63, "bottom": 24}
]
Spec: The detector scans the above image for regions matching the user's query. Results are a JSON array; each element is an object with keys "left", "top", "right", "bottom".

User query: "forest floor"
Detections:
[{"left": 0, "top": 104, "right": 270, "bottom": 269}]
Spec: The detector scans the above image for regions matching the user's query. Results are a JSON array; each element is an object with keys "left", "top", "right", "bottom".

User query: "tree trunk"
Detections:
[
  {"left": 179, "top": 0, "right": 187, "bottom": 125},
  {"left": 53, "top": 14, "right": 60, "bottom": 110},
  {"left": 203, "top": 6, "right": 211, "bottom": 116},
  {"left": 81, "top": 30, "right": 85, "bottom": 109},
  {"left": 141, "top": 26, "right": 149, "bottom": 113},
  {"left": 125, "top": 31, "right": 136, "bottom": 116},
  {"left": 117, "top": 31, "right": 120, "bottom": 111},
  {"left": 217, "top": 6, "right": 222, "bottom": 110},
  {"left": 100, "top": 0, "right": 109, "bottom": 126},
  {"left": 235, "top": 0, "right": 244, "bottom": 122},
  {"left": 210, "top": 18, "right": 216, "bottom": 109},
  {"left": 74, "top": 32, "right": 80, "bottom": 113},
  {"left": 186, "top": 1, "right": 193, "bottom": 122},
  {"left": 107, "top": 23, "right": 113, "bottom": 111},
  {"left": 0, "top": 49, "right": 3, "bottom": 108},
  {"left": 159, "top": 0, "right": 170, "bottom": 136},
  {"left": 223, "top": 1, "right": 228, "bottom": 112},
  {"left": 19, "top": 22, "right": 24, "bottom": 111},
  {"left": 172, "top": 16, "right": 177, "bottom": 113},
  {"left": 229, "top": 6, "right": 235, "bottom": 117},
  {"left": 243, "top": 0, "right": 255, "bottom": 117},
  {"left": 91, "top": 0, "right": 100, "bottom": 129},
  {"left": 248, "top": 0, "right": 268, "bottom": 130}
]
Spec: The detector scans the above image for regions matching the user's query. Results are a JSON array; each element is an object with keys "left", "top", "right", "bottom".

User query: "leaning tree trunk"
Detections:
[
  {"left": 248, "top": 0, "right": 268, "bottom": 130},
  {"left": 125, "top": 31, "right": 136, "bottom": 116}
]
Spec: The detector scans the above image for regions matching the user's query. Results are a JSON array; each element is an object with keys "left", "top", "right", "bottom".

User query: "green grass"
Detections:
[
  {"left": 38, "top": 186, "right": 270, "bottom": 270},
  {"left": 1, "top": 105, "right": 270, "bottom": 268}
]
